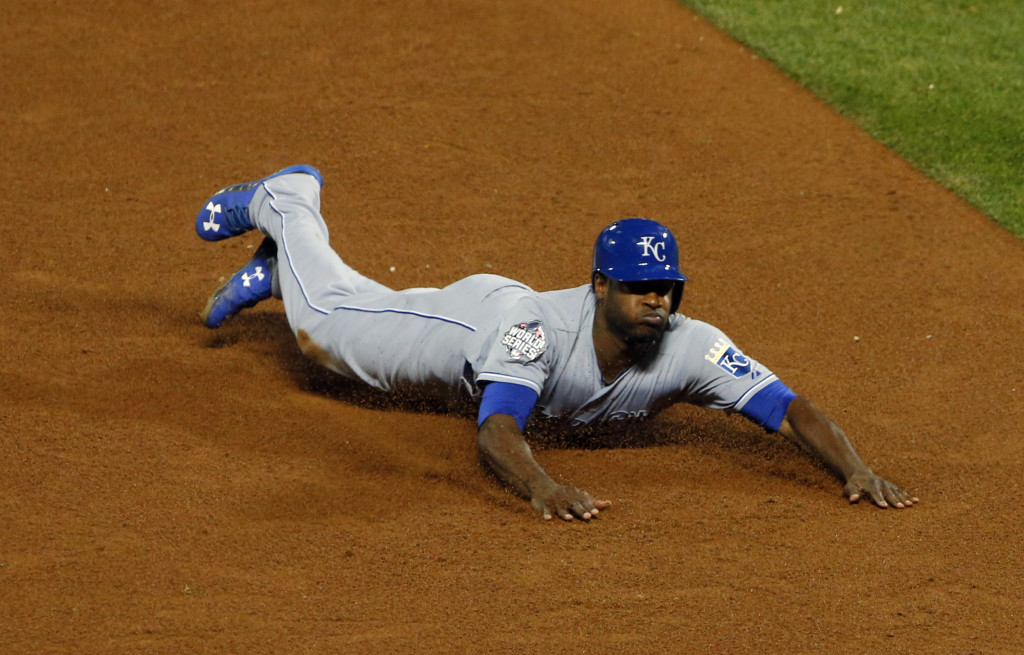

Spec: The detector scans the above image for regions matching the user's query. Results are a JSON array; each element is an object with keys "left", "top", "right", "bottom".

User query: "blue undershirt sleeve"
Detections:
[
  {"left": 477, "top": 382, "right": 539, "bottom": 432},
  {"left": 738, "top": 379, "right": 797, "bottom": 432}
]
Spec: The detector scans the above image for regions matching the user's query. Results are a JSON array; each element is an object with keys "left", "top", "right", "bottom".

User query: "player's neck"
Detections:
[{"left": 592, "top": 314, "right": 649, "bottom": 382}]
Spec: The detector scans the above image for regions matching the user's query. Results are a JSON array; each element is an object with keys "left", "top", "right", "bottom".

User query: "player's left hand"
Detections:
[
  {"left": 529, "top": 480, "right": 612, "bottom": 521},
  {"left": 843, "top": 468, "right": 918, "bottom": 508}
]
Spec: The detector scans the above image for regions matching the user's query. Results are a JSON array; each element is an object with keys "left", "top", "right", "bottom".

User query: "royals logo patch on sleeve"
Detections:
[
  {"left": 705, "top": 337, "right": 759, "bottom": 379},
  {"left": 501, "top": 320, "right": 547, "bottom": 362}
]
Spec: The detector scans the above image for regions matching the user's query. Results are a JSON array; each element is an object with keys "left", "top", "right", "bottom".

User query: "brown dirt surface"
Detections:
[{"left": 3, "top": 1, "right": 1022, "bottom": 653}]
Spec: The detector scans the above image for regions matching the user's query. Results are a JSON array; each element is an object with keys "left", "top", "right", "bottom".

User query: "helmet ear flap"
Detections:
[{"left": 670, "top": 281, "right": 684, "bottom": 313}]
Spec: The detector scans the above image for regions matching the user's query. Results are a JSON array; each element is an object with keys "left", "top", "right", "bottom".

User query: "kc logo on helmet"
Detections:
[{"left": 637, "top": 236, "right": 666, "bottom": 262}]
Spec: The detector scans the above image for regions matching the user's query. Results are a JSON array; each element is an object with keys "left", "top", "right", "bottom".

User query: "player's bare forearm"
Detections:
[
  {"left": 778, "top": 396, "right": 917, "bottom": 508},
  {"left": 779, "top": 396, "right": 866, "bottom": 480},
  {"left": 477, "top": 414, "right": 611, "bottom": 520},
  {"left": 477, "top": 414, "right": 553, "bottom": 499}
]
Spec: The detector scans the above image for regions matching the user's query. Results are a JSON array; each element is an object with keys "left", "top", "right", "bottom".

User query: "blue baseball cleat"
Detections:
[
  {"left": 200, "top": 237, "right": 277, "bottom": 328},
  {"left": 195, "top": 164, "right": 323, "bottom": 241}
]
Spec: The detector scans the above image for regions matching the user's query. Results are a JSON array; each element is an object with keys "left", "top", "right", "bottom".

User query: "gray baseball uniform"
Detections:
[{"left": 250, "top": 173, "right": 789, "bottom": 430}]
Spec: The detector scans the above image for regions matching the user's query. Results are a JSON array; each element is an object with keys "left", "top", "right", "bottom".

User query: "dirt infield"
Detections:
[{"left": 3, "top": 1, "right": 1023, "bottom": 652}]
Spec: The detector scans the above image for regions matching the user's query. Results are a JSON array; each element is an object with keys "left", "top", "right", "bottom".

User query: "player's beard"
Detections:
[
  {"left": 603, "top": 301, "right": 667, "bottom": 353},
  {"left": 623, "top": 328, "right": 662, "bottom": 348},
  {"left": 620, "top": 325, "right": 664, "bottom": 357}
]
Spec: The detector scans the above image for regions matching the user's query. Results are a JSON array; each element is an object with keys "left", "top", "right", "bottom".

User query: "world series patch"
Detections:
[
  {"left": 705, "top": 337, "right": 759, "bottom": 379},
  {"left": 501, "top": 320, "right": 547, "bottom": 362}
]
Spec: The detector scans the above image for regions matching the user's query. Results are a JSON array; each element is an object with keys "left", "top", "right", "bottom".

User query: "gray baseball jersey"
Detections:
[
  {"left": 250, "top": 172, "right": 785, "bottom": 429},
  {"left": 471, "top": 285, "right": 780, "bottom": 427}
]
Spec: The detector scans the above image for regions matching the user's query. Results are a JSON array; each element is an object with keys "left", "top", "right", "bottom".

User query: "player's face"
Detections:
[{"left": 595, "top": 276, "right": 675, "bottom": 347}]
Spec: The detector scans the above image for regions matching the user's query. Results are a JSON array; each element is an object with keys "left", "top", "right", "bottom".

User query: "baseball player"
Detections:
[{"left": 195, "top": 165, "right": 917, "bottom": 521}]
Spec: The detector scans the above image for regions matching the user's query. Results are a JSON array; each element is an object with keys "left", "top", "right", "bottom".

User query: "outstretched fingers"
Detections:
[
  {"left": 533, "top": 486, "right": 612, "bottom": 521},
  {"left": 881, "top": 482, "right": 919, "bottom": 508},
  {"left": 846, "top": 474, "right": 918, "bottom": 509}
]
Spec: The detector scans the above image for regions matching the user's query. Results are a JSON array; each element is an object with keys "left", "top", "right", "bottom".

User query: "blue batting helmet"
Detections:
[{"left": 592, "top": 218, "right": 688, "bottom": 311}]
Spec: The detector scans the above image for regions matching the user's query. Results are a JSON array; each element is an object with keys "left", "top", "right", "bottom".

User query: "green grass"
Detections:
[{"left": 680, "top": 0, "right": 1024, "bottom": 237}]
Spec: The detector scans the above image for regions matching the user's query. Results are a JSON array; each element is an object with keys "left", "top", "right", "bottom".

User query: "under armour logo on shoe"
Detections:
[
  {"left": 202, "top": 202, "right": 222, "bottom": 233},
  {"left": 242, "top": 266, "right": 265, "bottom": 288}
]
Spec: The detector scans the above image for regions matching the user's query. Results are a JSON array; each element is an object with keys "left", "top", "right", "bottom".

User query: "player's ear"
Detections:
[{"left": 592, "top": 272, "right": 610, "bottom": 301}]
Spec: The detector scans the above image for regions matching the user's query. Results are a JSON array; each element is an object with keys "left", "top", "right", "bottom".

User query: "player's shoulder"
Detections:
[
  {"left": 662, "top": 314, "right": 770, "bottom": 375},
  {"left": 666, "top": 313, "right": 724, "bottom": 338},
  {"left": 536, "top": 283, "right": 592, "bottom": 303},
  {"left": 659, "top": 314, "right": 736, "bottom": 358},
  {"left": 492, "top": 284, "right": 590, "bottom": 339},
  {"left": 534, "top": 284, "right": 593, "bottom": 320},
  {"left": 458, "top": 273, "right": 533, "bottom": 295}
]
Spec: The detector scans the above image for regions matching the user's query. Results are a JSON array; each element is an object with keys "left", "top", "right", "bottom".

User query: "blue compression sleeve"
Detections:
[
  {"left": 739, "top": 380, "right": 798, "bottom": 432},
  {"left": 477, "top": 382, "right": 539, "bottom": 432}
]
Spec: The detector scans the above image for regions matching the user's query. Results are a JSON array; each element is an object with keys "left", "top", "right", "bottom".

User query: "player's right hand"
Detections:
[{"left": 530, "top": 481, "right": 612, "bottom": 521}]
